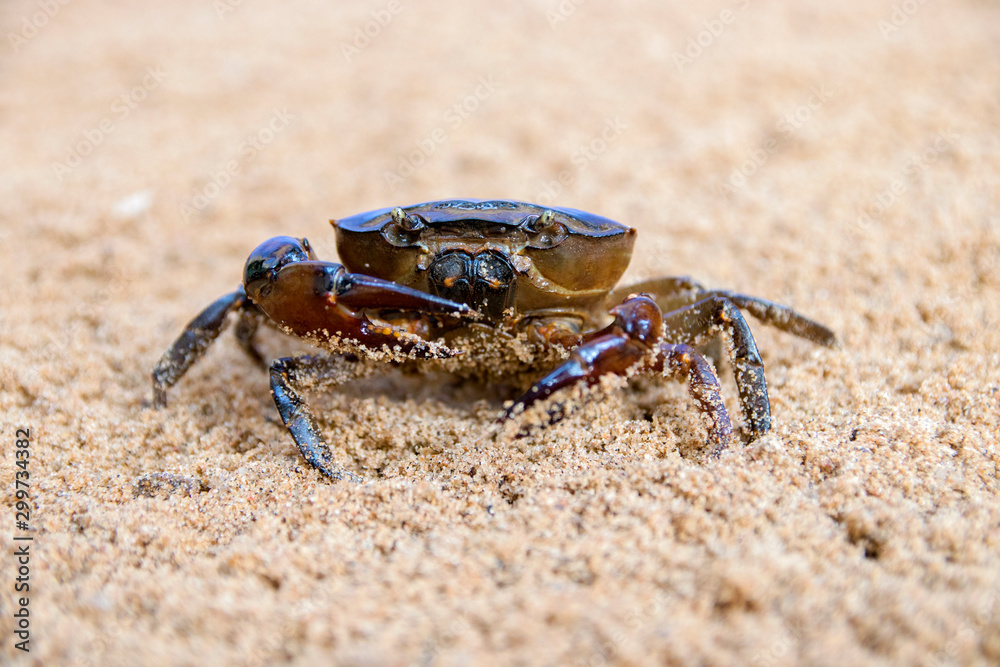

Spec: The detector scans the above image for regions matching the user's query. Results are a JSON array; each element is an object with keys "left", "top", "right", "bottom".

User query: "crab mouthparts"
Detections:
[{"left": 427, "top": 249, "right": 516, "bottom": 324}]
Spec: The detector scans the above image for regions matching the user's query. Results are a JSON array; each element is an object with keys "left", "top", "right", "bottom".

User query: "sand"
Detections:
[{"left": 1, "top": 0, "right": 999, "bottom": 664}]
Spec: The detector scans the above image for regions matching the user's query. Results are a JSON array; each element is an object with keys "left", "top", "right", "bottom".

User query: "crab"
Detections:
[{"left": 153, "top": 199, "right": 836, "bottom": 481}]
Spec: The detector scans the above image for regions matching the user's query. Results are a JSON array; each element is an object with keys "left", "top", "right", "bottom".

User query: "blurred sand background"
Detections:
[{"left": 1, "top": 0, "right": 999, "bottom": 664}]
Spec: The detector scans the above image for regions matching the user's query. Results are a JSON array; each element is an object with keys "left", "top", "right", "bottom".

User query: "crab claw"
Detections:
[
  {"left": 244, "top": 237, "right": 473, "bottom": 359},
  {"left": 501, "top": 332, "right": 647, "bottom": 427},
  {"left": 332, "top": 271, "right": 475, "bottom": 317},
  {"left": 501, "top": 294, "right": 734, "bottom": 452}
]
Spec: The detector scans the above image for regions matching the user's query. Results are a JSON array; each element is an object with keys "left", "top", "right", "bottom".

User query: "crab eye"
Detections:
[
  {"left": 300, "top": 237, "right": 317, "bottom": 259},
  {"left": 522, "top": 209, "right": 554, "bottom": 233},
  {"left": 521, "top": 210, "right": 568, "bottom": 249},
  {"left": 382, "top": 209, "right": 427, "bottom": 247},
  {"left": 391, "top": 206, "right": 426, "bottom": 231}
]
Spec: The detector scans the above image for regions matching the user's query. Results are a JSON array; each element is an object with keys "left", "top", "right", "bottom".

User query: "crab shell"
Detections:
[{"left": 332, "top": 199, "right": 637, "bottom": 320}]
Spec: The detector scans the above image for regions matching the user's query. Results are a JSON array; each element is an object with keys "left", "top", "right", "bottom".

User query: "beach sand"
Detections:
[{"left": 1, "top": 0, "right": 998, "bottom": 664}]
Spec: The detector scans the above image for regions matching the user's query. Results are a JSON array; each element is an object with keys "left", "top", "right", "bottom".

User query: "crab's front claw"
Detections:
[
  {"left": 244, "top": 237, "right": 473, "bottom": 359},
  {"left": 333, "top": 271, "right": 475, "bottom": 318},
  {"left": 502, "top": 294, "right": 735, "bottom": 453}
]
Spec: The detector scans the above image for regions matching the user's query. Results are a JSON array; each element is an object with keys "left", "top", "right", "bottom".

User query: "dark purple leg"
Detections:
[
  {"left": 269, "top": 354, "right": 375, "bottom": 481},
  {"left": 697, "top": 290, "right": 836, "bottom": 347},
  {"left": 611, "top": 276, "right": 837, "bottom": 347},
  {"left": 660, "top": 295, "right": 771, "bottom": 436},
  {"left": 152, "top": 287, "right": 263, "bottom": 407},
  {"left": 652, "top": 343, "right": 732, "bottom": 455}
]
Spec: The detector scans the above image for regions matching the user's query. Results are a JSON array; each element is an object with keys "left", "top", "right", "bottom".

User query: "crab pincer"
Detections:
[
  {"left": 243, "top": 236, "right": 475, "bottom": 358},
  {"left": 502, "top": 294, "right": 733, "bottom": 454}
]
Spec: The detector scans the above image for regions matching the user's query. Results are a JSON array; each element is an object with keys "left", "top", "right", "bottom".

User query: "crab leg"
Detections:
[
  {"left": 611, "top": 276, "right": 837, "bottom": 347},
  {"left": 233, "top": 301, "right": 266, "bottom": 367},
  {"left": 699, "top": 290, "right": 836, "bottom": 347},
  {"left": 152, "top": 286, "right": 264, "bottom": 407},
  {"left": 651, "top": 343, "right": 732, "bottom": 455},
  {"left": 607, "top": 275, "right": 705, "bottom": 308},
  {"left": 503, "top": 295, "right": 734, "bottom": 451},
  {"left": 660, "top": 296, "right": 771, "bottom": 436},
  {"left": 269, "top": 354, "right": 377, "bottom": 481}
]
